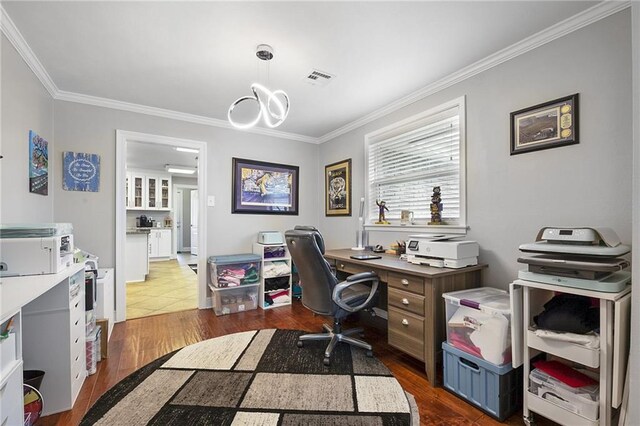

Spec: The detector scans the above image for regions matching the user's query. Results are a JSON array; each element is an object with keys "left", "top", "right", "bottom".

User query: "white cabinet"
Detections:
[
  {"left": 253, "top": 243, "right": 292, "bottom": 309},
  {"left": 21, "top": 266, "right": 86, "bottom": 416},
  {"left": 149, "top": 229, "right": 172, "bottom": 259},
  {"left": 126, "top": 170, "right": 172, "bottom": 211},
  {"left": 125, "top": 232, "right": 149, "bottom": 282},
  {"left": 511, "top": 280, "right": 631, "bottom": 426}
]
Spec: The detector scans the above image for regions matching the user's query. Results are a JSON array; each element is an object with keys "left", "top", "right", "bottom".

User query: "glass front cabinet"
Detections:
[{"left": 126, "top": 171, "right": 172, "bottom": 210}]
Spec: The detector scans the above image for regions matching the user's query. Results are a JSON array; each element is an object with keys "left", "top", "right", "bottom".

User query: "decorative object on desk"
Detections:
[
  {"left": 228, "top": 44, "right": 290, "bottom": 129},
  {"left": 81, "top": 329, "right": 418, "bottom": 425},
  {"left": 62, "top": 151, "right": 100, "bottom": 192},
  {"left": 428, "top": 186, "right": 443, "bottom": 225},
  {"left": 375, "top": 200, "right": 390, "bottom": 224},
  {"left": 325, "top": 159, "right": 351, "bottom": 216},
  {"left": 510, "top": 93, "right": 579, "bottom": 155},
  {"left": 372, "top": 244, "right": 385, "bottom": 253},
  {"left": 28, "top": 130, "right": 48, "bottom": 195},
  {"left": 232, "top": 158, "right": 299, "bottom": 215},
  {"left": 400, "top": 210, "right": 414, "bottom": 226}
]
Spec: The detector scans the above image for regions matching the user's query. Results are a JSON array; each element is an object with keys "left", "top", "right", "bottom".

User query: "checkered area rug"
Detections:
[{"left": 81, "top": 329, "right": 419, "bottom": 425}]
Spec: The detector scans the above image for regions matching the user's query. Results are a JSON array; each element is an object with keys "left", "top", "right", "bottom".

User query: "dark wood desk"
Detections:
[{"left": 324, "top": 249, "right": 486, "bottom": 384}]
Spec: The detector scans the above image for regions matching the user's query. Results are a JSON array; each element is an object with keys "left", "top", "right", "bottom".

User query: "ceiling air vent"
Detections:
[{"left": 305, "top": 69, "right": 335, "bottom": 87}]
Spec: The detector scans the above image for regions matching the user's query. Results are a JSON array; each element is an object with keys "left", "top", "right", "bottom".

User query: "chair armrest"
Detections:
[
  {"left": 332, "top": 273, "right": 379, "bottom": 313},
  {"left": 346, "top": 271, "right": 378, "bottom": 282}
]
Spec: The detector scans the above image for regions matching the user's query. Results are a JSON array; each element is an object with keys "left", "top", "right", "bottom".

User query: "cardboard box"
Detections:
[{"left": 96, "top": 318, "right": 109, "bottom": 359}]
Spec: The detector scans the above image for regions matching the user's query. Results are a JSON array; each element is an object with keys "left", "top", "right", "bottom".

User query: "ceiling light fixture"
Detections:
[
  {"left": 165, "top": 165, "right": 197, "bottom": 175},
  {"left": 175, "top": 147, "right": 199, "bottom": 154},
  {"left": 228, "top": 44, "right": 290, "bottom": 130}
]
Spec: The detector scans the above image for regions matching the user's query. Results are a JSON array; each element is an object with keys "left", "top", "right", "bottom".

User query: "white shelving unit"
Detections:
[
  {"left": 511, "top": 279, "right": 631, "bottom": 426},
  {"left": 253, "top": 242, "right": 292, "bottom": 310}
]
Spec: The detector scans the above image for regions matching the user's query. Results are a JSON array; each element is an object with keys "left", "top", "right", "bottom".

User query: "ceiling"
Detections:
[
  {"left": 3, "top": 1, "right": 598, "bottom": 140},
  {"left": 127, "top": 141, "right": 199, "bottom": 174}
]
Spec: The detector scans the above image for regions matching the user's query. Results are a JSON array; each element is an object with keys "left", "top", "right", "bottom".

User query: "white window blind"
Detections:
[{"left": 367, "top": 104, "right": 463, "bottom": 225}]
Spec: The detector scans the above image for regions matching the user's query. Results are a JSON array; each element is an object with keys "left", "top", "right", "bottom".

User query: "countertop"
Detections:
[{"left": 126, "top": 228, "right": 151, "bottom": 235}]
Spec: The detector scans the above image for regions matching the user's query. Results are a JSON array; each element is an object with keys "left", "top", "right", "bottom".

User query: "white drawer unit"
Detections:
[
  {"left": 0, "top": 361, "right": 24, "bottom": 426},
  {"left": 22, "top": 267, "right": 87, "bottom": 416}
]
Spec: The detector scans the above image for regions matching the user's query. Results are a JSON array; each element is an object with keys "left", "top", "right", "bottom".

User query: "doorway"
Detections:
[{"left": 115, "top": 131, "right": 208, "bottom": 322}]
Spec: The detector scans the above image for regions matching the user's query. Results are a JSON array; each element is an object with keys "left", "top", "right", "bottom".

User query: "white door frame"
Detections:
[
  {"left": 173, "top": 183, "right": 197, "bottom": 256},
  {"left": 115, "top": 130, "right": 208, "bottom": 322}
]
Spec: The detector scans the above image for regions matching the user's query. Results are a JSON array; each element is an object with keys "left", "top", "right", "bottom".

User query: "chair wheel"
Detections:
[
  {"left": 366, "top": 350, "right": 373, "bottom": 358},
  {"left": 323, "top": 357, "right": 331, "bottom": 366},
  {"left": 297, "top": 340, "right": 303, "bottom": 348}
]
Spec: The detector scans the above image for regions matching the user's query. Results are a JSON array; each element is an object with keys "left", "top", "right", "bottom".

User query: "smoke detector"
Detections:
[{"left": 256, "top": 44, "right": 274, "bottom": 61}]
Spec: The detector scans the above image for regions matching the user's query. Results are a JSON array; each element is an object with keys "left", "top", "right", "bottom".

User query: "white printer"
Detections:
[
  {"left": 0, "top": 223, "right": 74, "bottom": 276},
  {"left": 406, "top": 234, "right": 479, "bottom": 268}
]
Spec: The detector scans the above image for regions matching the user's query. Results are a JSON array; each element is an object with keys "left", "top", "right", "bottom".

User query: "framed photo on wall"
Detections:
[
  {"left": 232, "top": 158, "right": 299, "bottom": 215},
  {"left": 28, "top": 130, "right": 49, "bottom": 195},
  {"left": 510, "top": 93, "right": 579, "bottom": 155},
  {"left": 325, "top": 158, "right": 351, "bottom": 216}
]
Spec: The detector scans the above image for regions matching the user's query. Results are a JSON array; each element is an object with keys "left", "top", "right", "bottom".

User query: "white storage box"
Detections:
[
  {"left": 529, "top": 368, "right": 599, "bottom": 421},
  {"left": 209, "top": 284, "right": 259, "bottom": 316},
  {"left": 0, "top": 333, "right": 17, "bottom": 375},
  {"left": 86, "top": 328, "right": 99, "bottom": 375},
  {"left": 444, "top": 287, "right": 512, "bottom": 365}
]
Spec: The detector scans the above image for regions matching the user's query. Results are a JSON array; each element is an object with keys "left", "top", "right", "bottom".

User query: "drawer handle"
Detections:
[
  {"left": 459, "top": 358, "right": 480, "bottom": 371},
  {"left": 75, "top": 372, "right": 80, "bottom": 380},
  {"left": 75, "top": 337, "right": 79, "bottom": 344},
  {"left": 402, "top": 298, "right": 409, "bottom": 305},
  {"left": 75, "top": 355, "right": 79, "bottom": 362},
  {"left": 75, "top": 301, "right": 79, "bottom": 309},
  {"left": 401, "top": 279, "right": 409, "bottom": 286},
  {"left": 340, "top": 263, "right": 345, "bottom": 269},
  {"left": 401, "top": 319, "right": 409, "bottom": 326},
  {"left": 75, "top": 319, "right": 79, "bottom": 326}
]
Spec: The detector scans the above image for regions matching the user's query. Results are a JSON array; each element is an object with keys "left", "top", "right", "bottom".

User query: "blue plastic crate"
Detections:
[{"left": 442, "top": 342, "right": 522, "bottom": 421}]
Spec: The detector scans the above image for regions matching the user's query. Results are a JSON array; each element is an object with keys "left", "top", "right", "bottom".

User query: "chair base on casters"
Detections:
[{"left": 297, "top": 321, "right": 373, "bottom": 366}]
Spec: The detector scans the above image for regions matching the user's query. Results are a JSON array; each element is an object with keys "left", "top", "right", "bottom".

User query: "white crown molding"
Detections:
[
  {"left": 316, "top": 0, "right": 631, "bottom": 144},
  {"left": 0, "top": 5, "right": 58, "bottom": 97},
  {"left": 1, "top": 2, "right": 629, "bottom": 145},
  {"left": 55, "top": 90, "right": 318, "bottom": 144}
]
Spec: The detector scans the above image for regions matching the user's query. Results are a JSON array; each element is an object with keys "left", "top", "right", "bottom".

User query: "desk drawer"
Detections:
[
  {"left": 388, "top": 306, "right": 424, "bottom": 361},
  {"left": 335, "top": 261, "right": 386, "bottom": 281},
  {"left": 388, "top": 272, "right": 424, "bottom": 295},
  {"left": 388, "top": 288, "right": 425, "bottom": 316}
]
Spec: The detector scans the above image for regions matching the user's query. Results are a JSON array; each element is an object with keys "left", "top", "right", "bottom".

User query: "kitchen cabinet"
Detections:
[
  {"left": 126, "top": 231, "right": 149, "bottom": 282},
  {"left": 126, "top": 170, "right": 172, "bottom": 211},
  {"left": 149, "top": 229, "right": 172, "bottom": 259}
]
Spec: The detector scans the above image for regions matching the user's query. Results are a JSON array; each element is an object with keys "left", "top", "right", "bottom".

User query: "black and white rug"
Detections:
[{"left": 81, "top": 329, "right": 418, "bottom": 425}]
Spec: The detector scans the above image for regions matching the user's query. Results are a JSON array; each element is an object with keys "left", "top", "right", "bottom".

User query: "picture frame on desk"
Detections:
[
  {"left": 325, "top": 158, "right": 352, "bottom": 216},
  {"left": 232, "top": 158, "right": 299, "bottom": 215},
  {"left": 510, "top": 93, "right": 579, "bottom": 155}
]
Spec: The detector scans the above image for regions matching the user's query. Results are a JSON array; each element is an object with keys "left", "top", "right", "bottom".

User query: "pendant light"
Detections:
[{"left": 228, "top": 44, "right": 290, "bottom": 129}]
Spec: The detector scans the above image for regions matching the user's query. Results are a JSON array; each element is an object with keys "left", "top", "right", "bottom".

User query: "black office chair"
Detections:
[{"left": 286, "top": 227, "right": 379, "bottom": 365}]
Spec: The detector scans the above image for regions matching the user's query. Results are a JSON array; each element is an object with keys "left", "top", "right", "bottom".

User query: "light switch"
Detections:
[{"left": 207, "top": 196, "right": 215, "bottom": 207}]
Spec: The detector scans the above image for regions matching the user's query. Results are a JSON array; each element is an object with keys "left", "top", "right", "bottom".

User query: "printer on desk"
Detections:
[
  {"left": 0, "top": 223, "right": 75, "bottom": 276},
  {"left": 406, "top": 234, "right": 479, "bottom": 268}
]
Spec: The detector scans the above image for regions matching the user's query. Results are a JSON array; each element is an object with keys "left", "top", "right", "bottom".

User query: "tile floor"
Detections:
[{"left": 126, "top": 254, "right": 198, "bottom": 319}]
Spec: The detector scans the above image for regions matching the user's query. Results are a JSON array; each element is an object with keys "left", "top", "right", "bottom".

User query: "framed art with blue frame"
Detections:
[{"left": 232, "top": 158, "right": 299, "bottom": 215}]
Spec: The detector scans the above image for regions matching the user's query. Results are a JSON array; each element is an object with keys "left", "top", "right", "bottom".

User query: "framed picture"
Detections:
[
  {"left": 28, "top": 130, "right": 48, "bottom": 195},
  {"left": 510, "top": 93, "right": 579, "bottom": 155},
  {"left": 325, "top": 159, "right": 351, "bottom": 216},
  {"left": 232, "top": 158, "right": 299, "bottom": 215},
  {"left": 63, "top": 151, "right": 101, "bottom": 192}
]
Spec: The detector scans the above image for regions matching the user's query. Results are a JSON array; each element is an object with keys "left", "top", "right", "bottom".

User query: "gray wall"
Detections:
[
  {"left": 318, "top": 10, "right": 633, "bottom": 289},
  {"left": 1, "top": 35, "right": 54, "bottom": 223},
  {"left": 53, "top": 101, "right": 319, "bottom": 267}
]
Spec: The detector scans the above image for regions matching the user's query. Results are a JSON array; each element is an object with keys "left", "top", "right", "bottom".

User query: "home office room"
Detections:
[{"left": 0, "top": 1, "right": 638, "bottom": 426}]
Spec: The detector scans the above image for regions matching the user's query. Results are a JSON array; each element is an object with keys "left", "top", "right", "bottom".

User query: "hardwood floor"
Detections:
[{"left": 38, "top": 302, "right": 537, "bottom": 426}]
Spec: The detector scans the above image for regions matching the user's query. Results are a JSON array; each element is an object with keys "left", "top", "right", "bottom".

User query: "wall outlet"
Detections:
[{"left": 207, "top": 196, "right": 215, "bottom": 207}]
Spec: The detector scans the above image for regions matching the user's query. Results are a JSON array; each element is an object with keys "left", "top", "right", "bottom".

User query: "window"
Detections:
[{"left": 365, "top": 97, "right": 466, "bottom": 229}]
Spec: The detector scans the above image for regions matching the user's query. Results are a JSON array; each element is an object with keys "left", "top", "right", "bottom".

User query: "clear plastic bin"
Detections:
[
  {"left": 86, "top": 328, "right": 99, "bottom": 375},
  {"left": 210, "top": 284, "right": 259, "bottom": 316},
  {"left": 208, "top": 254, "right": 261, "bottom": 288},
  {"left": 443, "top": 287, "right": 512, "bottom": 366},
  {"left": 529, "top": 368, "right": 599, "bottom": 421}
]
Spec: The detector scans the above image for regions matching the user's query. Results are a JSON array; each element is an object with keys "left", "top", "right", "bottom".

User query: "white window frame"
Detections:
[{"left": 364, "top": 96, "right": 467, "bottom": 234}]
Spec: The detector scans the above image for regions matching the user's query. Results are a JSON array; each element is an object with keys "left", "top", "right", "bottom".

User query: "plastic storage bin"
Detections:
[
  {"left": 86, "top": 328, "right": 99, "bottom": 375},
  {"left": 210, "top": 283, "right": 259, "bottom": 316},
  {"left": 208, "top": 254, "right": 261, "bottom": 288},
  {"left": 443, "top": 287, "right": 512, "bottom": 365},
  {"left": 529, "top": 368, "right": 599, "bottom": 421},
  {"left": 443, "top": 342, "right": 522, "bottom": 421}
]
